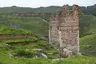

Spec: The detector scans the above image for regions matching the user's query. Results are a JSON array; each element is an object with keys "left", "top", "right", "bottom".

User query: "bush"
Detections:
[{"left": 15, "top": 50, "right": 34, "bottom": 58}]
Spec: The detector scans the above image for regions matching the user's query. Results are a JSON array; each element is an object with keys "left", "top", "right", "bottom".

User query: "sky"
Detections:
[{"left": 0, "top": 0, "right": 96, "bottom": 8}]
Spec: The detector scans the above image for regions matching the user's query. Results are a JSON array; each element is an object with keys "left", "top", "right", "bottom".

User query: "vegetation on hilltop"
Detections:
[
  {"left": 0, "top": 4, "right": 96, "bottom": 64},
  {"left": 0, "top": 14, "right": 48, "bottom": 37}
]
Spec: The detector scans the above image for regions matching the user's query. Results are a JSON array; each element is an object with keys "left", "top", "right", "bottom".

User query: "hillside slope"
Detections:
[
  {"left": 79, "top": 15, "right": 96, "bottom": 56},
  {"left": 0, "top": 14, "right": 49, "bottom": 37}
]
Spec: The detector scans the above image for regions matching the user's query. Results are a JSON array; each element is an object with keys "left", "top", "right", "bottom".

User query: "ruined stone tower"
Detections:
[{"left": 49, "top": 5, "right": 79, "bottom": 56}]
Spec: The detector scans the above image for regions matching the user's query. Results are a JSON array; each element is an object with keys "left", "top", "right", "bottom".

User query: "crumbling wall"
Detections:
[
  {"left": 49, "top": 14, "right": 59, "bottom": 45},
  {"left": 49, "top": 4, "right": 79, "bottom": 56}
]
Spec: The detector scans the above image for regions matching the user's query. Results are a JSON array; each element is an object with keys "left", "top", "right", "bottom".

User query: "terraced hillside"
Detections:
[
  {"left": 0, "top": 13, "right": 96, "bottom": 56},
  {"left": 0, "top": 5, "right": 96, "bottom": 64},
  {"left": 0, "top": 14, "right": 49, "bottom": 37}
]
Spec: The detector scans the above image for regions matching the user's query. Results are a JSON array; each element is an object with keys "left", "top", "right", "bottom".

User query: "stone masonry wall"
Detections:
[{"left": 49, "top": 5, "right": 79, "bottom": 56}]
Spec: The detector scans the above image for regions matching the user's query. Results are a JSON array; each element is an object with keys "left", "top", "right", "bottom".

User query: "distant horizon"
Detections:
[
  {"left": 0, "top": 0, "right": 96, "bottom": 8},
  {"left": 0, "top": 4, "right": 96, "bottom": 8}
]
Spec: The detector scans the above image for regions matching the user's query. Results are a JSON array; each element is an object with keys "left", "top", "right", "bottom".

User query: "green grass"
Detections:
[
  {"left": 0, "top": 7, "right": 96, "bottom": 64},
  {"left": 0, "top": 36, "right": 58, "bottom": 60},
  {"left": 79, "top": 15, "right": 96, "bottom": 56},
  {"left": 0, "top": 36, "right": 96, "bottom": 64},
  {"left": 0, "top": 25, "right": 31, "bottom": 34},
  {"left": 0, "top": 52, "right": 96, "bottom": 64},
  {"left": 0, "top": 14, "right": 48, "bottom": 37},
  {"left": 80, "top": 34, "right": 96, "bottom": 56},
  {"left": 53, "top": 56, "right": 96, "bottom": 64}
]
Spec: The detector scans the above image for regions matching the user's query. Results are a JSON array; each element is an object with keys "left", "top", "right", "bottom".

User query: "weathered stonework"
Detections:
[{"left": 49, "top": 5, "right": 79, "bottom": 56}]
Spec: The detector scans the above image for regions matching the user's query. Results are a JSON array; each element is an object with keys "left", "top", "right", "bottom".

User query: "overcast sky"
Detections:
[{"left": 0, "top": 0, "right": 96, "bottom": 8}]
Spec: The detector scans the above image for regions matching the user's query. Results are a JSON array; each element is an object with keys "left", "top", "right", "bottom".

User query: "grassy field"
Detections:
[
  {"left": 0, "top": 14, "right": 48, "bottom": 37},
  {"left": 0, "top": 38, "right": 96, "bottom": 64},
  {"left": 0, "top": 36, "right": 58, "bottom": 64},
  {"left": 0, "top": 53, "right": 96, "bottom": 64},
  {"left": 0, "top": 11, "right": 96, "bottom": 64},
  {"left": 79, "top": 15, "right": 96, "bottom": 56}
]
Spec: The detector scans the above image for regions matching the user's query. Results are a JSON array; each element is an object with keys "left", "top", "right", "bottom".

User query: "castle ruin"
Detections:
[{"left": 49, "top": 5, "right": 79, "bottom": 57}]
